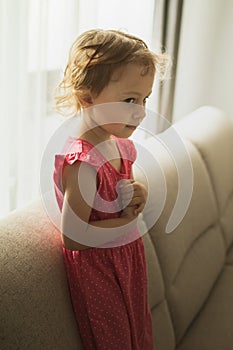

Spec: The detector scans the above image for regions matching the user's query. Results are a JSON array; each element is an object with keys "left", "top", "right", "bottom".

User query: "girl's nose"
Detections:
[{"left": 131, "top": 103, "right": 146, "bottom": 121}]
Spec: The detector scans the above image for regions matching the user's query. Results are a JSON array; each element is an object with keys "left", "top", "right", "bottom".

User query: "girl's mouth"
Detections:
[{"left": 126, "top": 125, "right": 137, "bottom": 129}]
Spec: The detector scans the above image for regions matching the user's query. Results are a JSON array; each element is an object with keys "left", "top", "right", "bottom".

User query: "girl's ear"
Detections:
[{"left": 78, "top": 93, "right": 93, "bottom": 108}]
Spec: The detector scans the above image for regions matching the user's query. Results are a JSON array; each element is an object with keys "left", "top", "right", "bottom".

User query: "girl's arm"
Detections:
[{"left": 61, "top": 161, "right": 137, "bottom": 250}]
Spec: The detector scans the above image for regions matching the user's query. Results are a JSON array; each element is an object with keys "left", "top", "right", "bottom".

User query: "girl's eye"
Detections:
[
  {"left": 124, "top": 98, "right": 135, "bottom": 103},
  {"left": 143, "top": 97, "right": 149, "bottom": 104}
]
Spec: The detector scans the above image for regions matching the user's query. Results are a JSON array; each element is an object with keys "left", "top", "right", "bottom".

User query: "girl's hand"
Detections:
[
  {"left": 119, "top": 179, "right": 148, "bottom": 216},
  {"left": 120, "top": 205, "right": 137, "bottom": 219}
]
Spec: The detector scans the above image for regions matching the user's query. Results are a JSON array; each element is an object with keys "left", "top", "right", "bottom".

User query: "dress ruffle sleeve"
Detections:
[{"left": 53, "top": 138, "right": 105, "bottom": 210}]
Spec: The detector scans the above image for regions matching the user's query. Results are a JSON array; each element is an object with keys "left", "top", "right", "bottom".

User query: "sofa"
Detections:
[{"left": 1, "top": 106, "right": 233, "bottom": 350}]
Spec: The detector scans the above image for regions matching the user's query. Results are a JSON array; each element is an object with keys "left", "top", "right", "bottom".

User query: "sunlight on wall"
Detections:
[{"left": 173, "top": 0, "right": 233, "bottom": 120}]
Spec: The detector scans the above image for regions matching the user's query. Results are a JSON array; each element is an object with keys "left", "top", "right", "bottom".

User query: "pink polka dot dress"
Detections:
[{"left": 53, "top": 137, "right": 154, "bottom": 350}]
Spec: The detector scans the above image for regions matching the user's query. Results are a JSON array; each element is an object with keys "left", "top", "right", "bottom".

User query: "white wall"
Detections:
[{"left": 173, "top": 0, "right": 233, "bottom": 120}]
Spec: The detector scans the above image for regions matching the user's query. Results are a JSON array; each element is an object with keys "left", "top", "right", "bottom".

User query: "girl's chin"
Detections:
[{"left": 111, "top": 126, "right": 137, "bottom": 138}]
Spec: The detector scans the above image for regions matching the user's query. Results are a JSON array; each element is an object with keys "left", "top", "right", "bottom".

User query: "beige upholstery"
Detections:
[
  {"left": 0, "top": 202, "right": 83, "bottom": 350},
  {"left": 1, "top": 106, "right": 233, "bottom": 349}
]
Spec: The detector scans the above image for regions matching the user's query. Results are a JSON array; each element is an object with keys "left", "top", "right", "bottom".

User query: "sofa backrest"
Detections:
[
  {"left": 0, "top": 202, "right": 84, "bottom": 350},
  {"left": 1, "top": 106, "right": 232, "bottom": 350},
  {"left": 143, "top": 232, "right": 176, "bottom": 349},
  {"left": 141, "top": 106, "right": 233, "bottom": 346},
  {"left": 174, "top": 107, "right": 233, "bottom": 253}
]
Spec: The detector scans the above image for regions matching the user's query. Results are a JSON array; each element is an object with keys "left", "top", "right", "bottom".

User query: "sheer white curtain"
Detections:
[
  {"left": 0, "top": 0, "right": 156, "bottom": 217},
  {"left": 0, "top": 0, "right": 80, "bottom": 217}
]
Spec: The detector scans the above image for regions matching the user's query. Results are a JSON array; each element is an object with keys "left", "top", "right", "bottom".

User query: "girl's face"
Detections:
[{"left": 85, "top": 63, "right": 155, "bottom": 139}]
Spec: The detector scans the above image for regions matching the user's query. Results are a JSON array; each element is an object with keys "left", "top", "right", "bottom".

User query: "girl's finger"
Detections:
[{"left": 134, "top": 203, "right": 145, "bottom": 215}]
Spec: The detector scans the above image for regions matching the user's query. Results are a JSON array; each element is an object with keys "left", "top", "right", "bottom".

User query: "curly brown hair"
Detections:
[{"left": 54, "top": 29, "right": 170, "bottom": 116}]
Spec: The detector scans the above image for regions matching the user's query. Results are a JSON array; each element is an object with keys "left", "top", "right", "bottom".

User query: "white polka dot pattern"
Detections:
[{"left": 54, "top": 137, "right": 154, "bottom": 349}]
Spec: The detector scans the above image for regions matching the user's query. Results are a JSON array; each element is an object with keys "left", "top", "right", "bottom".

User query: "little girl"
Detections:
[{"left": 53, "top": 29, "right": 166, "bottom": 349}]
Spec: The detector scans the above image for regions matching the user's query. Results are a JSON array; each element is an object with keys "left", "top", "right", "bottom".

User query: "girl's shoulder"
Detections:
[
  {"left": 54, "top": 137, "right": 99, "bottom": 199},
  {"left": 57, "top": 137, "right": 104, "bottom": 167}
]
